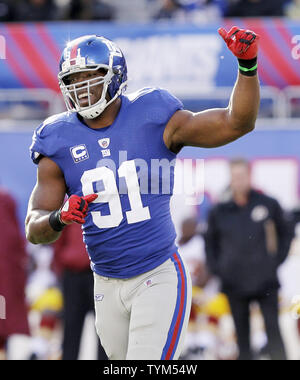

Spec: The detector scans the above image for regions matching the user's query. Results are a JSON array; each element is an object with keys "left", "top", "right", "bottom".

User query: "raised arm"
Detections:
[{"left": 164, "top": 26, "right": 260, "bottom": 152}]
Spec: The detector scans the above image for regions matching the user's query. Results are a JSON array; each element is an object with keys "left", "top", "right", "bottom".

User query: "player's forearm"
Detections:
[
  {"left": 25, "top": 210, "right": 62, "bottom": 245},
  {"left": 227, "top": 72, "right": 260, "bottom": 134},
  {"left": 218, "top": 26, "right": 260, "bottom": 134}
]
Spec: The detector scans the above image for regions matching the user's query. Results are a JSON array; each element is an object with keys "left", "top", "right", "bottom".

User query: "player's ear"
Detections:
[{"left": 98, "top": 68, "right": 108, "bottom": 76}]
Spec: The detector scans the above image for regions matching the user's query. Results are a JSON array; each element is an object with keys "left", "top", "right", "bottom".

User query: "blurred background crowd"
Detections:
[
  {"left": 0, "top": 0, "right": 299, "bottom": 22},
  {"left": 1, "top": 0, "right": 300, "bottom": 361}
]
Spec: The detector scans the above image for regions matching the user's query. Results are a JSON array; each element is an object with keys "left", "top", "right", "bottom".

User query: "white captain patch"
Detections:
[{"left": 70, "top": 144, "right": 89, "bottom": 163}]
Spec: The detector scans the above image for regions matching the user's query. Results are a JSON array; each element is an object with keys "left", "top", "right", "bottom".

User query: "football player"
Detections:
[{"left": 26, "top": 27, "right": 260, "bottom": 360}]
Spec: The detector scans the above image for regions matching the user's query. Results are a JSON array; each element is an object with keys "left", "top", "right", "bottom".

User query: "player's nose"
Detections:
[
  {"left": 73, "top": 72, "right": 89, "bottom": 87},
  {"left": 76, "top": 76, "right": 87, "bottom": 87}
]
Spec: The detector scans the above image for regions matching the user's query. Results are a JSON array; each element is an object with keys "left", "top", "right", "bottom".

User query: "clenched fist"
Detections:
[
  {"left": 60, "top": 194, "right": 98, "bottom": 225},
  {"left": 218, "top": 26, "right": 259, "bottom": 60},
  {"left": 49, "top": 193, "right": 98, "bottom": 231}
]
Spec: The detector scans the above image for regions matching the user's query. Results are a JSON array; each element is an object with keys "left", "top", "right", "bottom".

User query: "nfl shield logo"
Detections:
[
  {"left": 98, "top": 138, "right": 110, "bottom": 149},
  {"left": 145, "top": 279, "right": 153, "bottom": 287}
]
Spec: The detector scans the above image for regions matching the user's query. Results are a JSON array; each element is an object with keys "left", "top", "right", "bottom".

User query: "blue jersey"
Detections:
[{"left": 30, "top": 87, "right": 183, "bottom": 278}]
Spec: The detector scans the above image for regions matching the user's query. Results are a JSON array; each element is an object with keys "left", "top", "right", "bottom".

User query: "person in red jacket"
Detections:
[
  {"left": 0, "top": 187, "right": 30, "bottom": 359},
  {"left": 53, "top": 223, "right": 107, "bottom": 360}
]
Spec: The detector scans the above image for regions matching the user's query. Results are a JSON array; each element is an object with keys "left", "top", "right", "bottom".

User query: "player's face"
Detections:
[
  {"left": 230, "top": 164, "right": 251, "bottom": 196},
  {"left": 66, "top": 69, "right": 107, "bottom": 108}
]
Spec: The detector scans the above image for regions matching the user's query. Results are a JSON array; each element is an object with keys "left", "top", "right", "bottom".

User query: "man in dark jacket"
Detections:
[{"left": 205, "top": 158, "right": 293, "bottom": 360}]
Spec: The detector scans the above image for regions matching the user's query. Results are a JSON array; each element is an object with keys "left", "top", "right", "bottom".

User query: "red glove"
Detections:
[
  {"left": 218, "top": 26, "right": 259, "bottom": 60},
  {"left": 60, "top": 194, "right": 98, "bottom": 225}
]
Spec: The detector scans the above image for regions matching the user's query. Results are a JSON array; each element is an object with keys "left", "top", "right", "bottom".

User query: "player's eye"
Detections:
[{"left": 65, "top": 76, "right": 77, "bottom": 85}]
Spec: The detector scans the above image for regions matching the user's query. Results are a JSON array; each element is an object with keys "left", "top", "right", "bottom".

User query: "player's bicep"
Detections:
[
  {"left": 28, "top": 157, "right": 66, "bottom": 213},
  {"left": 165, "top": 108, "right": 244, "bottom": 150}
]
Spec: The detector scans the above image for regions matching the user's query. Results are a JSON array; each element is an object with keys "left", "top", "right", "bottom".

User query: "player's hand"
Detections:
[
  {"left": 60, "top": 194, "right": 98, "bottom": 225},
  {"left": 218, "top": 26, "right": 259, "bottom": 60}
]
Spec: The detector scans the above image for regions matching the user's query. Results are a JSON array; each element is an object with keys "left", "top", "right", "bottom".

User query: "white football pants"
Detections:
[{"left": 94, "top": 252, "right": 192, "bottom": 360}]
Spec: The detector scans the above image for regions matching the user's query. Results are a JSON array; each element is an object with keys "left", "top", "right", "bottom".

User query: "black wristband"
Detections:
[
  {"left": 49, "top": 210, "right": 66, "bottom": 232},
  {"left": 238, "top": 57, "right": 258, "bottom": 77}
]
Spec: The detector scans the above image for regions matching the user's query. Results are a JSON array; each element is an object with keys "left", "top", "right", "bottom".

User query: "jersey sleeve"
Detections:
[
  {"left": 30, "top": 119, "right": 63, "bottom": 165},
  {"left": 153, "top": 88, "right": 184, "bottom": 125}
]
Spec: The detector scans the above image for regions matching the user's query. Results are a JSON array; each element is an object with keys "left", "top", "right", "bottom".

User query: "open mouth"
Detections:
[
  {"left": 78, "top": 92, "right": 89, "bottom": 100},
  {"left": 77, "top": 92, "right": 90, "bottom": 105}
]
